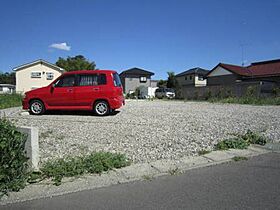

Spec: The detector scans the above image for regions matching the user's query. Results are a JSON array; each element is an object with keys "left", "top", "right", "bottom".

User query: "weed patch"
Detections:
[
  {"left": 216, "top": 130, "right": 269, "bottom": 150},
  {"left": 168, "top": 167, "right": 181, "bottom": 175},
  {"left": 142, "top": 175, "right": 153, "bottom": 181},
  {"left": 232, "top": 156, "right": 248, "bottom": 161},
  {"left": 216, "top": 138, "right": 249, "bottom": 150},
  {"left": 198, "top": 150, "right": 211, "bottom": 155},
  {"left": 29, "top": 152, "right": 131, "bottom": 186}
]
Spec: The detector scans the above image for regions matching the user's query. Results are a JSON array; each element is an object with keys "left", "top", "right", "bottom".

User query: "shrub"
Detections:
[{"left": 0, "top": 118, "right": 29, "bottom": 197}]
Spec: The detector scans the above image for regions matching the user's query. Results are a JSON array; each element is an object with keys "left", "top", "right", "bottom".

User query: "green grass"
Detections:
[
  {"left": 29, "top": 152, "right": 131, "bottom": 186},
  {"left": 0, "top": 94, "right": 22, "bottom": 109},
  {"left": 208, "top": 97, "right": 280, "bottom": 106}
]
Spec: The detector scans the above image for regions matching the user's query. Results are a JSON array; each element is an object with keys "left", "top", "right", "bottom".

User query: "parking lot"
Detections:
[{"left": 4, "top": 100, "right": 280, "bottom": 164}]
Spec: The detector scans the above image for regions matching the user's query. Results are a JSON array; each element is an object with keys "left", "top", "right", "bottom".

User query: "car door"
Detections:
[
  {"left": 46, "top": 74, "right": 76, "bottom": 107},
  {"left": 74, "top": 73, "right": 106, "bottom": 107}
]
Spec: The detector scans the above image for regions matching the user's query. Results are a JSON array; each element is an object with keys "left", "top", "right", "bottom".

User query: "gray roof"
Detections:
[
  {"left": 13, "top": 59, "right": 64, "bottom": 72},
  {"left": 176, "top": 67, "right": 209, "bottom": 77},
  {"left": 120, "top": 67, "right": 154, "bottom": 76},
  {"left": 0, "top": 84, "right": 15, "bottom": 88}
]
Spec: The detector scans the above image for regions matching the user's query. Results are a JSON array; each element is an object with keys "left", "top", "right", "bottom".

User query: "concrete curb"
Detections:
[{"left": 0, "top": 145, "right": 271, "bottom": 205}]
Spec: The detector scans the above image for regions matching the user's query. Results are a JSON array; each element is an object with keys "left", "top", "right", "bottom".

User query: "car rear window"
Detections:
[{"left": 113, "top": 73, "right": 122, "bottom": 87}]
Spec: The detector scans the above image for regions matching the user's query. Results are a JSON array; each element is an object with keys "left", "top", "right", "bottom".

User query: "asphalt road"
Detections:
[{"left": 3, "top": 153, "right": 280, "bottom": 210}]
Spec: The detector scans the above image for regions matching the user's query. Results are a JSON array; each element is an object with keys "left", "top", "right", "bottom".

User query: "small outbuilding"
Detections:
[{"left": 0, "top": 84, "right": 15, "bottom": 94}]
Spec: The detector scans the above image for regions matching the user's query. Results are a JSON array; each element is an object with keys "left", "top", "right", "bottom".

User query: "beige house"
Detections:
[{"left": 13, "top": 59, "right": 64, "bottom": 93}]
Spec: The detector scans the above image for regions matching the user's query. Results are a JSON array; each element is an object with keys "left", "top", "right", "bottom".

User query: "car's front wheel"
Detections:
[
  {"left": 94, "top": 100, "right": 109, "bottom": 116},
  {"left": 29, "top": 100, "right": 45, "bottom": 115}
]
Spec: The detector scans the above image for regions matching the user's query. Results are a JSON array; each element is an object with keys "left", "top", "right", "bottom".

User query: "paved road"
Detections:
[{"left": 3, "top": 153, "right": 280, "bottom": 210}]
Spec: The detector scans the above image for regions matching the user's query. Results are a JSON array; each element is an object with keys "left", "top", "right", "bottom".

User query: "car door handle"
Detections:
[
  {"left": 67, "top": 89, "right": 73, "bottom": 92},
  {"left": 93, "top": 88, "right": 100, "bottom": 91}
]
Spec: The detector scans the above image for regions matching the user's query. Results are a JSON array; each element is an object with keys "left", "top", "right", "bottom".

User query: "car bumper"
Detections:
[
  {"left": 22, "top": 98, "right": 29, "bottom": 110},
  {"left": 109, "top": 97, "right": 125, "bottom": 109}
]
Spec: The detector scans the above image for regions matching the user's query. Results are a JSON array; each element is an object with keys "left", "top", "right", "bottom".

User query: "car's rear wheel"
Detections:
[
  {"left": 94, "top": 100, "right": 109, "bottom": 116},
  {"left": 29, "top": 100, "right": 45, "bottom": 115}
]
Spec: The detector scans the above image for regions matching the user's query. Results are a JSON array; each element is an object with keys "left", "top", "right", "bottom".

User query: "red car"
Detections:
[{"left": 22, "top": 70, "right": 125, "bottom": 116}]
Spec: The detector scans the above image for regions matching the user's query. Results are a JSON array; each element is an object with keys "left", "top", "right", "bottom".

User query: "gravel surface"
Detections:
[{"left": 2, "top": 101, "right": 280, "bottom": 164}]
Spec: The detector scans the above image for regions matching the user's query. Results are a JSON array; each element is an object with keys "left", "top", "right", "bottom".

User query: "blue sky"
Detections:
[{"left": 0, "top": 0, "right": 280, "bottom": 79}]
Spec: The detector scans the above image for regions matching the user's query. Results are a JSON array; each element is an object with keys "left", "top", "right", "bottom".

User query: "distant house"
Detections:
[
  {"left": 0, "top": 84, "right": 15, "bottom": 94},
  {"left": 119, "top": 67, "right": 156, "bottom": 94},
  {"left": 207, "top": 59, "right": 280, "bottom": 86},
  {"left": 13, "top": 59, "right": 64, "bottom": 93},
  {"left": 176, "top": 67, "right": 209, "bottom": 87}
]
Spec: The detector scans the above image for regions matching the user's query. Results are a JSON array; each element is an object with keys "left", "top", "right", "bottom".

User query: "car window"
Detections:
[
  {"left": 77, "top": 74, "right": 107, "bottom": 86},
  {"left": 78, "top": 74, "right": 98, "bottom": 86},
  {"left": 166, "top": 88, "right": 175, "bottom": 93},
  {"left": 55, "top": 75, "right": 75, "bottom": 87},
  {"left": 98, "top": 74, "right": 107, "bottom": 85},
  {"left": 113, "top": 73, "right": 122, "bottom": 87}
]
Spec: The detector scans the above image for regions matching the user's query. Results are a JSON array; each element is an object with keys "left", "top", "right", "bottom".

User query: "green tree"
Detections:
[
  {"left": 166, "top": 71, "right": 178, "bottom": 89},
  {"left": 157, "top": 79, "right": 167, "bottom": 88},
  {"left": 55, "top": 55, "right": 96, "bottom": 71},
  {"left": 0, "top": 72, "right": 16, "bottom": 85}
]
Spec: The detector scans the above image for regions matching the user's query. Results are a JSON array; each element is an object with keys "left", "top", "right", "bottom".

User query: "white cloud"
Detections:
[{"left": 49, "top": 42, "right": 71, "bottom": 51}]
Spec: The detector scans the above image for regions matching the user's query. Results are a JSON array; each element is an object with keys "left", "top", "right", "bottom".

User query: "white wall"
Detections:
[
  {"left": 208, "top": 66, "right": 232, "bottom": 77},
  {"left": 16, "top": 63, "right": 62, "bottom": 93},
  {"left": 194, "top": 75, "right": 207, "bottom": 87},
  {"left": 0, "top": 86, "right": 14, "bottom": 94}
]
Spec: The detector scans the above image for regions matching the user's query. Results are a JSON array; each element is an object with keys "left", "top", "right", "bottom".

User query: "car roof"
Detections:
[{"left": 62, "top": 70, "right": 117, "bottom": 75}]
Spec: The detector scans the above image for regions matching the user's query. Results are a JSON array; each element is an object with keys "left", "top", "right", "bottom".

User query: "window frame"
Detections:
[
  {"left": 46, "top": 72, "right": 54, "bottom": 80},
  {"left": 140, "top": 76, "right": 147, "bottom": 83},
  {"left": 31, "top": 72, "right": 42, "bottom": 78}
]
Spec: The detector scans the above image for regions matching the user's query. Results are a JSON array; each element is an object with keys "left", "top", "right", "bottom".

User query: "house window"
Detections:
[
  {"left": 189, "top": 75, "right": 193, "bottom": 80},
  {"left": 46, "top": 72, "right": 54, "bottom": 80},
  {"left": 198, "top": 75, "right": 204, "bottom": 81},
  {"left": 31, "top": 72, "right": 41, "bottom": 78},
  {"left": 0, "top": 87, "right": 3, "bottom": 91},
  {"left": 140, "top": 76, "right": 147, "bottom": 83},
  {"left": 185, "top": 76, "right": 188, "bottom": 80}
]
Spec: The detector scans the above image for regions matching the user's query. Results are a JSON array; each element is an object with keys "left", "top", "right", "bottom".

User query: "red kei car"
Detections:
[{"left": 22, "top": 70, "right": 125, "bottom": 116}]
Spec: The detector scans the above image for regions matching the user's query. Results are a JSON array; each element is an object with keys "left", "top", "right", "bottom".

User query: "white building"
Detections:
[
  {"left": 0, "top": 84, "right": 15, "bottom": 94},
  {"left": 13, "top": 59, "right": 64, "bottom": 93}
]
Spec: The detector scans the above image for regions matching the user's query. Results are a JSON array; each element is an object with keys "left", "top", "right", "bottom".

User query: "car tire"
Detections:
[
  {"left": 94, "top": 100, "right": 109, "bottom": 116},
  {"left": 29, "top": 100, "right": 45, "bottom": 115}
]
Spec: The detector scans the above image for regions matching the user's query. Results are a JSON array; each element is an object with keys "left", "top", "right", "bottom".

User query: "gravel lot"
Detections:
[{"left": 2, "top": 101, "right": 280, "bottom": 164}]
